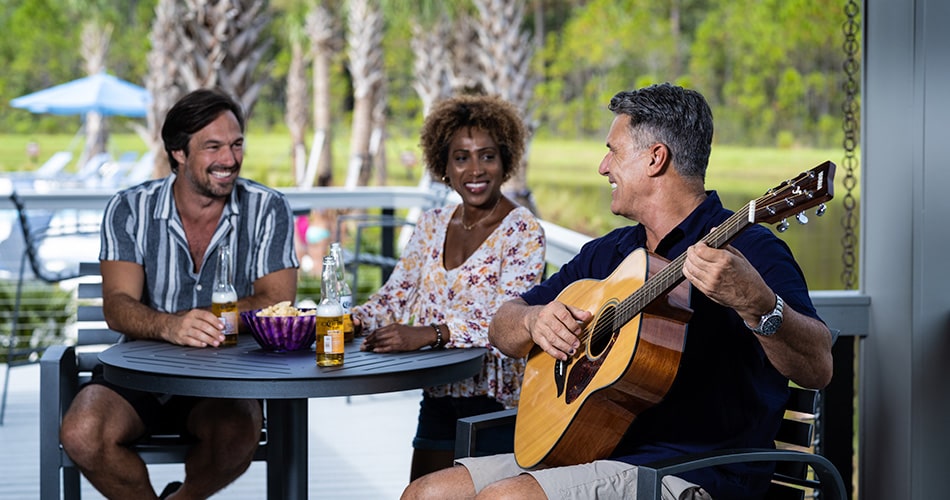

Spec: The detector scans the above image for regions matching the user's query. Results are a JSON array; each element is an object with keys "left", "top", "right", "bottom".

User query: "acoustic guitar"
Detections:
[{"left": 513, "top": 161, "right": 836, "bottom": 468}]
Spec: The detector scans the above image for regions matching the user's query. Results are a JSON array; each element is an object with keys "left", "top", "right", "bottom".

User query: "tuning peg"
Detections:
[
  {"left": 815, "top": 203, "right": 827, "bottom": 217},
  {"left": 796, "top": 212, "right": 809, "bottom": 224},
  {"left": 777, "top": 219, "right": 790, "bottom": 233}
]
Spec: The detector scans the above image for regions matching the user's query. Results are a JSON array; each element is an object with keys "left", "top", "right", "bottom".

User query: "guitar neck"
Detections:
[{"left": 618, "top": 203, "right": 753, "bottom": 325}]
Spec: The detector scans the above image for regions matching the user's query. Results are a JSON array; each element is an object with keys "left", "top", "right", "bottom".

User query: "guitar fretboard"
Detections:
[{"left": 606, "top": 203, "right": 754, "bottom": 338}]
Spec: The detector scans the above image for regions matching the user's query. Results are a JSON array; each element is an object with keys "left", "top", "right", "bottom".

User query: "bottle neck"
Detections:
[
  {"left": 214, "top": 247, "right": 233, "bottom": 289},
  {"left": 331, "top": 246, "right": 346, "bottom": 282},
  {"left": 321, "top": 278, "right": 337, "bottom": 301},
  {"left": 321, "top": 256, "right": 338, "bottom": 302}
]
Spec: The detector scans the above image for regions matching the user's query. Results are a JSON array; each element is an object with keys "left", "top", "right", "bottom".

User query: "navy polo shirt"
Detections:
[{"left": 521, "top": 192, "right": 822, "bottom": 499}]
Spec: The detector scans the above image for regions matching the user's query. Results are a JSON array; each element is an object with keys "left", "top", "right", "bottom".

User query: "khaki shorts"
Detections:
[{"left": 456, "top": 453, "right": 713, "bottom": 500}]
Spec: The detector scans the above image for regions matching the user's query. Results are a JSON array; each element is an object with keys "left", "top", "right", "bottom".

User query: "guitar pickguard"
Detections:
[
  {"left": 554, "top": 358, "right": 569, "bottom": 397},
  {"left": 564, "top": 304, "right": 619, "bottom": 404}
]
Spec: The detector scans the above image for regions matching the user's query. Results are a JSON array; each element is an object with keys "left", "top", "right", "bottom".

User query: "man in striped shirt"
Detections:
[{"left": 60, "top": 88, "right": 299, "bottom": 499}]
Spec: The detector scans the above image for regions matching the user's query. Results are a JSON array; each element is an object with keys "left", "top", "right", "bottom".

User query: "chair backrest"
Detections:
[
  {"left": 75, "top": 152, "right": 112, "bottom": 177},
  {"left": 9, "top": 192, "right": 99, "bottom": 283},
  {"left": 765, "top": 385, "right": 826, "bottom": 500},
  {"left": 121, "top": 151, "right": 157, "bottom": 187},
  {"left": 334, "top": 213, "right": 415, "bottom": 295},
  {"left": 74, "top": 262, "right": 122, "bottom": 378},
  {"left": 35, "top": 152, "right": 73, "bottom": 178}
]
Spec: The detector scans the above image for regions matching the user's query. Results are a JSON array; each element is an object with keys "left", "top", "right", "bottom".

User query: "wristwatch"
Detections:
[{"left": 750, "top": 294, "right": 784, "bottom": 336}]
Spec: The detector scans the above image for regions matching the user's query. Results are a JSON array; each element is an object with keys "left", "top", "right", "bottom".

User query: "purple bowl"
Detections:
[{"left": 241, "top": 309, "right": 317, "bottom": 352}]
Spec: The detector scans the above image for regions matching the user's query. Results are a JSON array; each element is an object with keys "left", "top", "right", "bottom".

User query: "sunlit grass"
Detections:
[{"left": 1, "top": 133, "right": 857, "bottom": 290}]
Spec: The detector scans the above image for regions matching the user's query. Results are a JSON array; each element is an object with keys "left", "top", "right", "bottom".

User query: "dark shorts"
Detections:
[
  {"left": 88, "top": 364, "right": 201, "bottom": 439},
  {"left": 412, "top": 394, "right": 509, "bottom": 452}
]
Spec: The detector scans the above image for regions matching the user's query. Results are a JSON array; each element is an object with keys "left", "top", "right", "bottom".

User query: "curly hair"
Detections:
[{"left": 419, "top": 94, "right": 527, "bottom": 181}]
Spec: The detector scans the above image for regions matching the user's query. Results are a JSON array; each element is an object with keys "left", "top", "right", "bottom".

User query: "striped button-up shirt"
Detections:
[{"left": 99, "top": 175, "right": 298, "bottom": 313}]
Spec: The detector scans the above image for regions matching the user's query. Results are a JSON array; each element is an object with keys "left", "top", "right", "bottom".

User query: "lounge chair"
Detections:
[
  {"left": 2, "top": 152, "right": 74, "bottom": 191},
  {"left": 119, "top": 151, "right": 157, "bottom": 187}
]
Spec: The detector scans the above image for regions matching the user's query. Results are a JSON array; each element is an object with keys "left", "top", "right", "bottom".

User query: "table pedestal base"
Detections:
[{"left": 266, "top": 399, "right": 308, "bottom": 499}]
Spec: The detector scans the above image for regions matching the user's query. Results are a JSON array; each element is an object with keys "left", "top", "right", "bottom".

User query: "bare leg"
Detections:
[
  {"left": 403, "top": 462, "right": 547, "bottom": 500},
  {"left": 410, "top": 448, "right": 457, "bottom": 481},
  {"left": 169, "top": 398, "right": 262, "bottom": 499},
  {"left": 402, "top": 465, "right": 477, "bottom": 500},
  {"left": 477, "top": 474, "right": 546, "bottom": 499},
  {"left": 60, "top": 384, "right": 159, "bottom": 499}
]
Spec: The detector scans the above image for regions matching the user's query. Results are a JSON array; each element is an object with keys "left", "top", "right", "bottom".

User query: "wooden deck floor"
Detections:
[{"left": 0, "top": 363, "right": 421, "bottom": 499}]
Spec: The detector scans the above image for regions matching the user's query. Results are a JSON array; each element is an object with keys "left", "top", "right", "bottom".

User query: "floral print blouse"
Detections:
[{"left": 352, "top": 205, "right": 546, "bottom": 408}]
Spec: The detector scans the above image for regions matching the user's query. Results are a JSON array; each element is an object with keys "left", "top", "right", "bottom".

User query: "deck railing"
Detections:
[{"left": 0, "top": 185, "right": 871, "bottom": 340}]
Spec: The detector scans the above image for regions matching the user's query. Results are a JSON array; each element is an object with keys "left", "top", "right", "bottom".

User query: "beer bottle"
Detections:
[
  {"left": 316, "top": 255, "right": 345, "bottom": 366},
  {"left": 212, "top": 246, "right": 239, "bottom": 347},
  {"left": 329, "top": 242, "right": 354, "bottom": 342}
]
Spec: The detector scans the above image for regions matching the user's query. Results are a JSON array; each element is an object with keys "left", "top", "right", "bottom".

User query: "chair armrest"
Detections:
[
  {"left": 454, "top": 408, "right": 518, "bottom": 459},
  {"left": 40, "top": 345, "right": 78, "bottom": 478},
  {"left": 40, "top": 345, "right": 78, "bottom": 416},
  {"left": 636, "top": 448, "right": 846, "bottom": 500}
]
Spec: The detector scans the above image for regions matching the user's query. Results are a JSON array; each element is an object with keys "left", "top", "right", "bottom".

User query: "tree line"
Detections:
[{"left": 0, "top": 0, "right": 858, "bottom": 187}]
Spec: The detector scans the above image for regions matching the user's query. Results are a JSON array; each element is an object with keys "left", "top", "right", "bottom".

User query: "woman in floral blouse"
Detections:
[{"left": 354, "top": 95, "right": 546, "bottom": 480}]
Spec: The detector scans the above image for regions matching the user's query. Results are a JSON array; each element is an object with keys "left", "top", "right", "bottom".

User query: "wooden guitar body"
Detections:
[{"left": 514, "top": 248, "right": 692, "bottom": 468}]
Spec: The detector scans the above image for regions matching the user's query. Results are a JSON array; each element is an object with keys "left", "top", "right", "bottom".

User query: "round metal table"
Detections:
[{"left": 99, "top": 335, "right": 485, "bottom": 500}]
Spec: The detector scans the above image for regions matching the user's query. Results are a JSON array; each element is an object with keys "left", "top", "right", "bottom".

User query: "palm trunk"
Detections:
[
  {"left": 306, "top": 4, "right": 339, "bottom": 187},
  {"left": 345, "top": 0, "right": 384, "bottom": 188},
  {"left": 286, "top": 35, "right": 309, "bottom": 186}
]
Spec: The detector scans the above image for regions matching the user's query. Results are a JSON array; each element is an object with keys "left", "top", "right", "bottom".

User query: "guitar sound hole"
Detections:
[{"left": 588, "top": 305, "right": 616, "bottom": 357}]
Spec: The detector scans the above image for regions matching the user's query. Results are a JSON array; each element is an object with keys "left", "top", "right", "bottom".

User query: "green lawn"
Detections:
[{"left": 1, "top": 133, "right": 857, "bottom": 290}]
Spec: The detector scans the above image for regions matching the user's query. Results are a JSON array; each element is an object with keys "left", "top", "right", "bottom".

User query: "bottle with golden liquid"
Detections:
[
  {"left": 212, "top": 246, "right": 239, "bottom": 347},
  {"left": 316, "top": 255, "right": 344, "bottom": 366},
  {"left": 329, "top": 242, "right": 354, "bottom": 342}
]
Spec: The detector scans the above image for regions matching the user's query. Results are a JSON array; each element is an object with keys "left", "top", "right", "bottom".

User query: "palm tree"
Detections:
[
  {"left": 286, "top": 28, "right": 309, "bottom": 186},
  {"left": 174, "top": 0, "right": 273, "bottom": 113},
  {"left": 305, "top": 2, "right": 341, "bottom": 187},
  {"left": 144, "top": 0, "right": 183, "bottom": 178},
  {"left": 145, "top": 0, "right": 274, "bottom": 178},
  {"left": 411, "top": 17, "right": 453, "bottom": 117},
  {"left": 344, "top": 0, "right": 384, "bottom": 188},
  {"left": 470, "top": 0, "right": 539, "bottom": 213},
  {"left": 79, "top": 21, "right": 112, "bottom": 168}
]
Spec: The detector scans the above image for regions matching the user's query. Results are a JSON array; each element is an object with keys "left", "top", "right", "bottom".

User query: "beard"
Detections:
[{"left": 183, "top": 163, "right": 239, "bottom": 199}]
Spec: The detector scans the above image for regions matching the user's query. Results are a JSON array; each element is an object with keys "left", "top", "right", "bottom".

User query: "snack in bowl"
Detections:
[{"left": 241, "top": 301, "right": 317, "bottom": 351}]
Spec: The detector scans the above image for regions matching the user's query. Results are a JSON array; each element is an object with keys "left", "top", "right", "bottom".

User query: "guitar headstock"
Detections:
[{"left": 751, "top": 161, "right": 836, "bottom": 228}]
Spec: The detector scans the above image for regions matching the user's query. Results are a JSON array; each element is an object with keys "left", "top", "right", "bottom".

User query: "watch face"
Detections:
[{"left": 761, "top": 316, "right": 783, "bottom": 335}]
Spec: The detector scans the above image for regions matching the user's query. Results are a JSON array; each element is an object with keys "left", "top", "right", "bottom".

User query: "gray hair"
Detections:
[{"left": 608, "top": 83, "right": 713, "bottom": 180}]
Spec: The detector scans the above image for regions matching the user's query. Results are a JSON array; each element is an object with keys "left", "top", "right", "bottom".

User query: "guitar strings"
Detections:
[
  {"left": 583, "top": 173, "right": 809, "bottom": 346},
  {"left": 586, "top": 203, "right": 755, "bottom": 346}
]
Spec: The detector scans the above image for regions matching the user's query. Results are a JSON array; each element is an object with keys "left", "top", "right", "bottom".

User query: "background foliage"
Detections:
[
  {"left": 0, "top": 0, "right": 858, "bottom": 292},
  {"left": 0, "top": 0, "right": 853, "bottom": 149}
]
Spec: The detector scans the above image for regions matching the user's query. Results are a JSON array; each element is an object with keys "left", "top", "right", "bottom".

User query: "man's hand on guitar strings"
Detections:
[
  {"left": 528, "top": 301, "right": 593, "bottom": 361},
  {"left": 683, "top": 241, "right": 773, "bottom": 325}
]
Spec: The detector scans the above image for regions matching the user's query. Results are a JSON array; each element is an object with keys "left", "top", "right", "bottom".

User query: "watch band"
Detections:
[{"left": 750, "top": 294, "right": 784, "bottom": 336}]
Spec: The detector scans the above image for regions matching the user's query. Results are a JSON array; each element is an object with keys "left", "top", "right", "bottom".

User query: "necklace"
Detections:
[{"left": 460, "top": 198, "right": 500, "bottom": 231}]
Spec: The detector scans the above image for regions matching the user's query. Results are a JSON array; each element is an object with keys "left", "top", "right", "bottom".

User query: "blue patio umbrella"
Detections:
[{"left": 10, "top": 72, "right": 150, "bottom": 117}]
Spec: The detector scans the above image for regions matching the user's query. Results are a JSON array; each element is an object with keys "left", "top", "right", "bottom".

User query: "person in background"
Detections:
[
  {"left": 295, "top": 208, "right": 333, "bottom": 276},
  {"left": 402, "top": 83, "right": 833, "bottom": 499},
  {"left": 59, "top": 88, "right": 298, "bottom": 499},
  {"left": 353, "top": 94, "right": 547, "bottom": 480}
]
